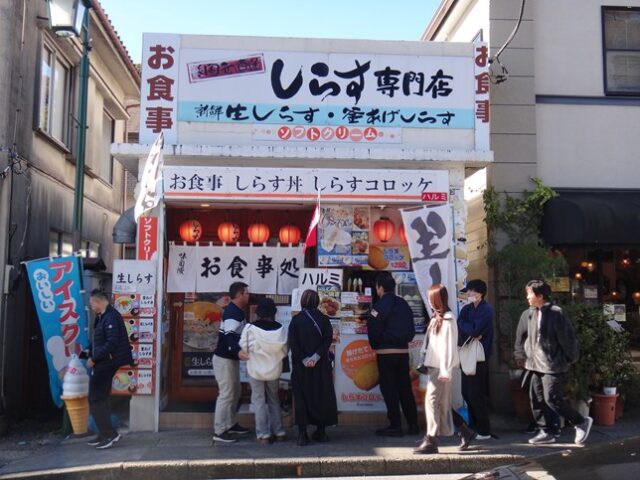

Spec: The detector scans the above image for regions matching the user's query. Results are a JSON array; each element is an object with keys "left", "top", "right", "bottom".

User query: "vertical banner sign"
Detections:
[
  {"left": 276, "top": 246, "right": 304, "bottom": 294},
  {"left": 473, "top": 41, "right": 490, "bottom": 151},
  {"left": 134, "top": 132, "right": 165, "bottom": 222},
  {"left": 400, "top": 205, "right": 455, "bottom": 314},
  {"left": 249, "top": 246, "right": 278, "bottom": 294},
  {"left": 25, "top": 256, "right": 89, "bottom": 407},
  {"left": 166, "top": 244, "right": 197, "bottom": 293},
  {"left": 137, "top": 216, "right": 159, "bottom": 260}
]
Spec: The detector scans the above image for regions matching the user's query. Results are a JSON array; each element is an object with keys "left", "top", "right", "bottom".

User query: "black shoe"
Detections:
[
  {"left": 297, "top": 431, "right": 309, "bottom": 446},
  {"left": 407, "top": 424, "right": 421, "bottom": 435},
  {"left": 522, "top": 423, "right": 538, "bottom": 435},
  {"left": 227, "top": 423, "right": 250, "bottom": 435},
  {"left": 95, "top": 433, "right": 120, "bottom": 450},
  {"left": 375, "top": 426, "right": 404, "bottom": 437},
  {"left": 414, "top": 436, "right": 438, "bottom": 454},
  {"left": 213, "top": 432, "right": 238, "bottom": 443},
  {"left": 458, "top": 424, "right": 477, "bottom": 451},
  {"left": 87, "top": 436, "right": 103, "bottom": 446},
  {"left": 312, "top": 430, "right": 329, "bottom": 442}
]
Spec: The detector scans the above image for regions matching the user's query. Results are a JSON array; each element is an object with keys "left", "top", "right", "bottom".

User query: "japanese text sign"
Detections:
[
  {"left": 137, "top": 216, "right": 159, "bottom": 260},
  {"left": 112, "top": 260, "right": 157, "bottom": 294},
  {"left": 25, "top": 256, "right": 89, "bottom": 408},
  {"left": 299, "top": 268, "right": 343, "bottom": 289},
  {"left": 164, "top": 166, "right": 449, "bottom": 203}
]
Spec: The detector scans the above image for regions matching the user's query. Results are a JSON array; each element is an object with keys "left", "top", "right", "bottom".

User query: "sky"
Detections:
[{"left": 99, "top": 0, "right": 441, "bottom": 64}]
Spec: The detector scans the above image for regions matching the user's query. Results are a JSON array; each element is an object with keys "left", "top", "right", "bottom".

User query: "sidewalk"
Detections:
[{"left": 1, "top": 412, "right": 639, "bottom": 480}]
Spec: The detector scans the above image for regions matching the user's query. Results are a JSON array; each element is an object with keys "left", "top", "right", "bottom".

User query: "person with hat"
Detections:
[
  {"left": 458, "top": 279, "right": 494, "bottom": 440},
  {"left": 239, "top": 298, "right": 289, "bottom": 444}
]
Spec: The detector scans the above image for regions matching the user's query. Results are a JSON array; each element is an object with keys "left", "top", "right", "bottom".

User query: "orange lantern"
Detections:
[
  {"left": 247, "top": 223, "right": 270, "bottom": 243},
  {"left": 278, "top": 225, "right": 301, "bottom": 245},
  {"left": 179, "top": 219, "right": 202, "bottom": 242},
  {"left": 217, "top": 222, "right": 240, "bottom": 243},
  {"left": 398, "top": 225, "right": 407, "bottom": 244},
  {"left": 373, "top": 217, "right": 395, "bottom": 243}
]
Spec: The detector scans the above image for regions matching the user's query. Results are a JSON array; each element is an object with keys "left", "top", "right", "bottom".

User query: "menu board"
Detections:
[{"left": 318, "top": 206, "right": 371, "bottom": 267}]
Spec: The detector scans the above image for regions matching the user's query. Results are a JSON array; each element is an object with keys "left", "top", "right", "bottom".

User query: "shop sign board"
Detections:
[
  {"left": 163, "top": 166, "right": 449, "bottom": 204},
  {"left": 137, "top": 216, "right": 159, "bottom": 261},
  {"left": 112, "top": 260, "right": 157, "bottom": 294},
  {"left": 140, "top": 34, "right": 489, "bottom": 146}
]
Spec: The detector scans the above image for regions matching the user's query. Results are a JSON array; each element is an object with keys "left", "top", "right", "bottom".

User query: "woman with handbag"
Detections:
[
  {"left": 239, "top": 298, "right": 288, "bottom": 444},
  {"left": 415, "top": 284, "right": 476, "bottom": 454},
  {"left": 288, "top": 289, "right": 338, "bottom": 446}
]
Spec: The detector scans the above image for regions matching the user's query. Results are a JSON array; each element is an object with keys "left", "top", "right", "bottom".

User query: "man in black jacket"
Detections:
[
  {"left": 514, "top": 280, "right": 593, "bottom": 446},
  {"left": 85, "top": 290, "right": 133, "bottom": 449},
  {"left": 368, "top": 271, "right": 419, "bottom": 437}
]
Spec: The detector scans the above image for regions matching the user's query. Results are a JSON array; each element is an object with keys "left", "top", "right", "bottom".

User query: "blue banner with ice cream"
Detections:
[{"left": 25, "top": 256, "right": 89, "bottom": 407}]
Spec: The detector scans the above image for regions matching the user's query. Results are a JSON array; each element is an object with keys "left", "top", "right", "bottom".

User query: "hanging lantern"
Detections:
[
  {"left": 373, "top": 217, "right": 395, "bottom": 243},
  {"left": 247, "top": 223, "right": 270, "bottom": 243},
  {"left": 179, "top": 219, "right": 202, "bottom": 242},
  {"left": 278, "top": 225, "right": 301, "bottom": 245},
  {"left": 398, "top": 225, "right": 407, "bottom": 244},
  {"left": 217, "top": 222, "right": 240, "bottom": 243}
]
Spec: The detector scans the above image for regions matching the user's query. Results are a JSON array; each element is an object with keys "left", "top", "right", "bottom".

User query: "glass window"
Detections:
[
  {"left": 101, "top": 112, "right": 114, "bottom": 184},
  {"left": 38, "top": 44, "right": 71, "bottom": 143},
  {"left": 48, "top": 230, "right": 60, "bottom": 257},
  {"left": 61, "top": 233, "right": 73, "bottom": 256},
  {"left": 603, "top": 7, "right": 640, "bottom": 95}
]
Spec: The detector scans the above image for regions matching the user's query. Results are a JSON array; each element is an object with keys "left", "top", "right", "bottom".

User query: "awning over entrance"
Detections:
[
  {"left": 541, "top": 190, "right": 640, "bottom": 245},
  {"left": 112, "top": 206, "right": 136, "bottom": 244}
]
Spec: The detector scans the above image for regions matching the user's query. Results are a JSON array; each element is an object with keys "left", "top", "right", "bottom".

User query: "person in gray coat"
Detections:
[{"left": 514, "top": 280, "right": 593, "bottom": 446}]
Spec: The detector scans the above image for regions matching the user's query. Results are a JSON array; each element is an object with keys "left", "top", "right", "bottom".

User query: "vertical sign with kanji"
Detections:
[
  {"left": 140, "top": 33, "right": 180, "bottom": 144},
  {"left": 474, "top": 40, "right": 490, "bottom": 151},
  {"left": 137, "top": 216, "right": 159, "bottom": 260}
]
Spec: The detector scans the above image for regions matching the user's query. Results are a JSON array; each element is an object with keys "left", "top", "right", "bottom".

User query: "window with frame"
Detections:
[
  {"left": 48, "top": 230, "right": 100, "bottom": 258},
  {"left": 100, "top": 111, "right": 115, "bottom": 184},
  {"left": 603, "top": 7, "right": 640, "bottom": 95},
  {"left": 39, "top": 44, "right": 72, "bottom": 143}
]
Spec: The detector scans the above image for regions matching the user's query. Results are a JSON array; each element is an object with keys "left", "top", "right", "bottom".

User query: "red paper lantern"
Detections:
[
  {"left": 278, "top": 225, "right": 301, "bottom": 245},
  {"left": 373, "top": 217, "right": 395, "bottom": 243},
  {"left": 217, "top": 222, "right": 240, "bottom": 243},
  {"left": 179, "top": 219, "right": 202, "bottom": 242},
  {"left": 247, "top": 223, "right": 270, "bottom": 243},
  {"left": 398, "top": 225, "right": 407, "bottom": 244}
]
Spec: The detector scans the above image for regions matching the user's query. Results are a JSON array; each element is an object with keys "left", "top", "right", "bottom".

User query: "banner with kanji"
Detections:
[
  {"left": 400, "top": 205, "right": 455, "bottom": 314},
  {"left": 25, "top": 256, "right": 89, "bottom": 407},
  {"left": 167, "top": 244, "right": 304, "bottom": 294}
]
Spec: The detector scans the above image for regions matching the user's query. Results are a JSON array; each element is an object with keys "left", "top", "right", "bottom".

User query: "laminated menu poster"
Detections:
[
  {"left": 340, "top": 292, "right": 372, "bottom": 334},
  {"left": 317, "top": 284, "right": 342, "bottom": 319},
  {"left": 112, "top": 367, "right": 153, "bottom": 396},
  {"left": 124, "top": 317, "right": 155, "bottom": 343},
  {"left": 114, "top": 293, "right": 156, "bottom": 318},
  {"left": 318, "top": 206, "right": 354, "bottom": 266}
]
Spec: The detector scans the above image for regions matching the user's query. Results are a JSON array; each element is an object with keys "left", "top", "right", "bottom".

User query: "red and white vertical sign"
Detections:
[
  {"left": 140, "top": 33, "right": 180, "bottom": 145},
  {"left": 137, "top": 216, "right": 159, "bottom": 261},
  {"left": 474, "top": 40, "right": 490, "bottom": 151}
]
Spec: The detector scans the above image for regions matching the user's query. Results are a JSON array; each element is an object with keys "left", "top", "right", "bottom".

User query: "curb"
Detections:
[{"left": 0, "top": 454, "right": 522, "bottom": 480}]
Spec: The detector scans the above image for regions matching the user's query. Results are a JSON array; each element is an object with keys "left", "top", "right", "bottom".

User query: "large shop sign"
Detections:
[
  {"left": 139, "top": 34, "right": 489, "bottom": 145},
  {"left": 163, "top": 166, "right": 449, "bottom": 203}
]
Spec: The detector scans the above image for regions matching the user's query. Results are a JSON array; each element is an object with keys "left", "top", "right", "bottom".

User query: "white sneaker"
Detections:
[
  {"left": 574, "top": 416, "right": 593, "bottom": 445},
  {"left": 528, "top": 430, "right": 555, "bottom": 444},
  {"left": 475, "top": 433, "right": 492, "bottom": 441}
]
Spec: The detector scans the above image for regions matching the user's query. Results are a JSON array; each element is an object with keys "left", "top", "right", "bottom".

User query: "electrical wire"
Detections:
[{"left": 489, "top": 0, "right": 526, "bottom": 84}]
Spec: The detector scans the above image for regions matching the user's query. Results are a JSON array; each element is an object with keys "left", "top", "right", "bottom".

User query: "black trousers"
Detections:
[
  {"left": 461, "top": 361, "right": 491, "bottom": 435},
  {"left": 89, "top": 366, "right": 118, "bottom": 439},
  {"left": 376, "top": 353, "right": 418, "bottom": 428},
  {"left": 530, "top": 371, "right": 584, "bottom": 431}
]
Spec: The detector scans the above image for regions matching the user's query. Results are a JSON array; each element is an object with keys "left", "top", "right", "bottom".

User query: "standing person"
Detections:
[
  {"left": 212, "top": 282, "right": 251, "bottom": 444},
  {"left": 239, "top": 298, "right": 288, "bottom": 444},
  {"left": 458, "top": 279, "right": 494, "bottom": 440},
  {"left": 415, "top": 284, "right": 476, "bottom": 454},
  {"left": 368, "top": 271, "right": 419, "bottom": 437},
  {"left": 85, "top": 290, "right": 133, "bottom": 450},
  {"left": 514, "top": 280, "right": 593, "bottom": 445},
  {"left": 289, "top": 289, "right": 338, "bottom": 446}
]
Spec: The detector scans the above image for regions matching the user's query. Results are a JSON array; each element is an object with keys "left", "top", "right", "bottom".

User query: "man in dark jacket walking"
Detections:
[
  {"left": 368, "top": 271, "right": 419, "bottom": 437},
  {"left": 85, "top": 290, "right": 132, "bottom": 449},
  {"left": 514, "top": 280, "right": 593, "bottom": 446}
]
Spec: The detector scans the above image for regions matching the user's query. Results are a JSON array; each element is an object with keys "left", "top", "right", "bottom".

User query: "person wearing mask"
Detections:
[
  {"left": 239, "top": 298, "right": 288, "bottom": 444},
  {"left": 415, "top": 284, "right": 476, "bottom": 454},
  {"left": 289, "top": 289, "right": 338, "bottom": 446},
  {"left": 212, "top": 282, "right": 251, "bottom": 443},
  {"left": 514, "top": 280, "right": 593, "bottom": 445},
  {"left": 458, "top": 279, "right": 494, "bottom": 440},
  {"left": 368, "top": 271, "right": 420, "bottom": 437},
  {"left": 84, "top": 290, "right": 133, "bottom": 450}
]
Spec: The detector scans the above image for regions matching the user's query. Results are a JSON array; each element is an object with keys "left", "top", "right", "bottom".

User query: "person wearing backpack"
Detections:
[{"left": 368, "top": 271, "right": 419, "bottom": 437}]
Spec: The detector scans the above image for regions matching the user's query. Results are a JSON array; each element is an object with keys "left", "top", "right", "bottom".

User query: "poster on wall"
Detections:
[
  {"left": 318, "top": 206, "right": 354, "bottom": 266},
  {"left": 113, "top": 260, "right": 157, "bottom": 294},
  {"left": 112, "top": 367, "right": 154, "bottom": 396}
]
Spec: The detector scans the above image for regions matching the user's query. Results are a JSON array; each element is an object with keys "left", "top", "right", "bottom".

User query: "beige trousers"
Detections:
[{"left": 425, "top": 367, "right": 454, "bottom": 437}]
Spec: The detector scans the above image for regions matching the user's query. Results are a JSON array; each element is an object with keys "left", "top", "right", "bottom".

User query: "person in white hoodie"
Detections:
[
  {"left": 239, "top": 298, "right": 288, "bottom": 444},
  {"left": 415, "top": 284, "right": 476, "bottom": 454}
]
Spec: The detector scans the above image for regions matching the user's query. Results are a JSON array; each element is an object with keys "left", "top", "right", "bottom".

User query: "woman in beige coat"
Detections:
[{"left": 414, "top": 284, "right": 476, "bottom": 454}]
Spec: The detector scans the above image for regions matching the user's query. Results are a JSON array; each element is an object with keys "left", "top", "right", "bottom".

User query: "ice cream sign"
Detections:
[{"left": 25, "top": 256, "right": 89, "bottom": 407}]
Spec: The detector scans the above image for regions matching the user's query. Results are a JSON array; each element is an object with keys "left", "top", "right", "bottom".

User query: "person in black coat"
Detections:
[
  {"left": 289, "top": 289, "right": 338, "bottom": 446},
  {"left": 84, "top": 289, "right": 133, "bottom": 449}
]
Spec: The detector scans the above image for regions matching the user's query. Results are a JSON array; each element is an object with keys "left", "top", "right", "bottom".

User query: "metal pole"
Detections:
[{"left": 71, "top": 4, "right": 91, "bottom": 252}]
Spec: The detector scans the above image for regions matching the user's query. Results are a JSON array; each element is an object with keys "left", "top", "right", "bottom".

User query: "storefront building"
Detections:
[{"left": 113, "top": 34, "right": 493, "bottom": 431}]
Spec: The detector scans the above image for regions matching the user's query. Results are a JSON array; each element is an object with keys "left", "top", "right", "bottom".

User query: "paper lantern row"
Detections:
[{"left": 178, "top": 220, "right": 301, "bottom": 245}]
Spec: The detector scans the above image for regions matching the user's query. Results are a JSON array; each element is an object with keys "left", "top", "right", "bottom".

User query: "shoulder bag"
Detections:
[{"left": 459, "top": 336, "right": 485, "bottom": 376}]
